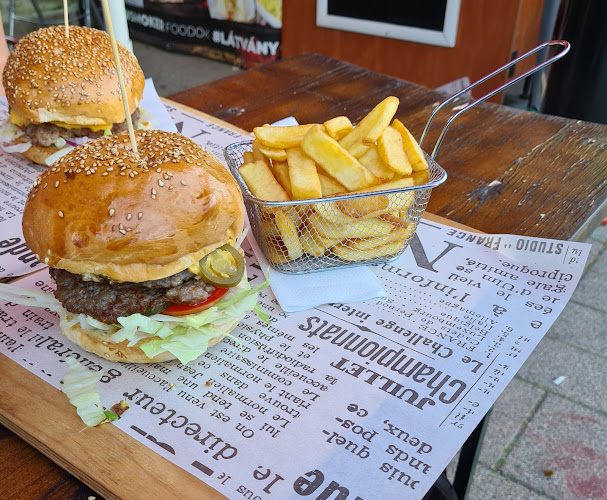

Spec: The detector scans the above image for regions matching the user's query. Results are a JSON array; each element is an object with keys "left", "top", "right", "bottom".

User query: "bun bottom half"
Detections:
[
  {"left": 62, "top": 313, "right": 230, "bottom": 363},
  {"left": 21, "top": 143, "right": 60, "bottom": 166}
]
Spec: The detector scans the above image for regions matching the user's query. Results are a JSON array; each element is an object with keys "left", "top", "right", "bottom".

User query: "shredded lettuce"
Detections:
[
  {"left": 0, "top": 284, "right": 64, "bottom": 311},
  {"left": 44, "top": 145, "right": 75, "bottom": 166},
  {"left": 0, "top": 119, "right": 30, "bottom": 153},
  {"left": 111, "top": 276, "right": 270, "bottom": 364},
  {"left": 0, "top": 272, "right": 270, "bottom": 365},
  {"left": 234, "top": 226, "right": 249, "bottom": 250},
  {"left": 62, "top": 357, "right": 106, "bottom": 426},
  {"left": 137, "top": 106, "right": 154, "bottom": 130}
]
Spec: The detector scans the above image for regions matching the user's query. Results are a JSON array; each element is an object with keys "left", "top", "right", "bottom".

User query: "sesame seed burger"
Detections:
[
  {"left": 1, "top": 25, "right": 145, "bottom": 166},
  {"left": 9, "top": 129, "right": 266, "bottom": 364}
]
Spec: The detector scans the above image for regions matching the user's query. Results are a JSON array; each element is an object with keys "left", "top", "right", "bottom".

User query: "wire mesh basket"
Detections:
[
  {"left": 224, "top": 141, "right": 447, "bottom": 274},
  {"left": 225, "top": 40, "right": 570, "bottom": 274}
]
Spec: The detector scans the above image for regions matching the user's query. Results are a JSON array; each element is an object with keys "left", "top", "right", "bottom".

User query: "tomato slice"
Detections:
[{"left": 162, "top": 287, "right": 229, "bottom": 316}]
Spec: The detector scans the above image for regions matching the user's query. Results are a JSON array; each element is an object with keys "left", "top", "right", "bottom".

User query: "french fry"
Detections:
[
  {"left": 331, "top": 239, "right": 404, "bottom": 262},
  {"left": 307, "top": 211, "right": 394, "bottom": 240},
  {"left": 239, "top": 160, "right": 290, "bottom": 201},
  {"left": 272, "top": 161, "right": 294, "bottom": 198},
  {"left": 392, "top": 119, "right": 429, "bottom": 172},
  {"left": 242, "top": 151, "right": 255, "bottom": 164},
  {"left": 275, "top": 211, "right": 304, "bottom": 260},
  {"left": 338, "top": 177, "right": 415, "bottom": 217},
  {"left": 358, "top": 145, "right": 396, "bottom": 180},
  {"left": 377, "top": 125, "right": 412, "bottom": 176},
  {"left": 331, "top": 225, "right": 410, "bottom": 261},
  {"left": 299, "top": 225, "right": 332, "bottom": 256},
  {"left": 379, "top": 211, "right": 411, "bottom": 229},
  {"left": 318, "top": 172, "right": 346, "bottom": 196},
  {"left": 337, "top": 195, "right": 388, "bottom": 218},
  {"left": 339, "top": 96, "right": 399, "bottom": 158},
  {"left": 258, "top": 143, "right": 288, "bottom": 162},
  {"left": 285, "top": 204, "right": 308, "bottom": 229},
  {"left": 252, "top": 139, "right": 272, "bottom": 168},
  {"left": 314, "top": 201, "right": 359, "bottom": 224},
  {"left": 355, "top": 176, "right": 415, "bottom": 193},
  {"left": 286, "top": 147, "right": 322, "bottom": 200},
  {"left": 265, "top": 238, "right": 291, "bottom": 264},
  {"left": 253, "top": 124, "right": 316, "bottom": 148},
  {"left": 301, "top": 125, "right": 377, "bottom": 191},
  {"left": 411, "top": 169, "right": 430, "bottom": 186},
  {"left": 259, "top": 212, "right": 281, "bottom": 237},
  {"left": 324, "top": 116, "right": 353, "bottom": 141},
  {"left": 236, "top": 97, "right": 430, "bottom": 268}
]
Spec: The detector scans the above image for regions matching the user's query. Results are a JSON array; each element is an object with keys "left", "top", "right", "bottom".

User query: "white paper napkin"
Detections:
[
  {"left": 244, "top": 115, "right": 386, "bottom": 312},
  {"left": 141, "top": 79, "right": 178, "bottom": 133},
  {"left": 247, "top": 233, "right": 385, "bottom": 313}
]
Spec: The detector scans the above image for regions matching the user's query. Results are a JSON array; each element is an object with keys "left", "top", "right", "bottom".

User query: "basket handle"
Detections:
[{"left": 419, "top": 40, "right": 570, "bottom": 159}]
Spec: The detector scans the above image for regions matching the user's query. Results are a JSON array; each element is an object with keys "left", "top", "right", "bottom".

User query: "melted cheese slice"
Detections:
[
  {"left": 187, "top": 262, "right": 203, "bottom": 278},
  {"left": 10, "top": 111, "right": 112, "bottom": 131}
]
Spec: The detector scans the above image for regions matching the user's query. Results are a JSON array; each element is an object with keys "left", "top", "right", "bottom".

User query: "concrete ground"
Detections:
[
  {"left": 447, "top": 223, "right": 607, "bottom": 500},
  {"left": 132, "top": 40, "right": 242, "bottom": 97},
  {"left": 134, "top": 41, "right": 607, "bottom": 500}
]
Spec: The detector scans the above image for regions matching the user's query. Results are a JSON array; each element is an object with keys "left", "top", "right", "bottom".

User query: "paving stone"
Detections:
[
  {"left": 465, "top": 465, "right": 551, "bottom": 500},
  {"left": 547, "top": 302, "right": 607, "bottom": 356},
  {"left": 501, "top": 394, "right": 607, "bottom": 499},
  {"left": 589, "top": 223, "right": 607, "bottom": 244},
  {"left": 445, "top": 379, "right": 544, "bottom": 493},
  {"left": 132, "top": 40, "right": 241, "bottom": 97},
  {"left": 592, "top": 246, "right": 607, "bottom": 273},
  {"left": 477, "top": 378, "right": 545, "bottom": 468},
  {"left": 584, "top": 239, "right": 605, "bottom": 271},
  {"left": 570, "top": 270, "right": 607, "bottom": 313},
  {"left": 518, "top": 337, "right": 607, "bottom": 413}
]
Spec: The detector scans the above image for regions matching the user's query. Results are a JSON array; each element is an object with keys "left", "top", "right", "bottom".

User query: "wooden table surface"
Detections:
[
  {"left": 3, "top": 53, "right": 607, "bottom": 500},
  {"left": 172, "top": 53, "right": 607, "bottom": 242}
]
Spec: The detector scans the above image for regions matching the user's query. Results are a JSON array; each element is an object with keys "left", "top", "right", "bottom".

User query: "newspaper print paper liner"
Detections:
[{"left": 224, "top": 140, "right": 447, "bottom": 274}]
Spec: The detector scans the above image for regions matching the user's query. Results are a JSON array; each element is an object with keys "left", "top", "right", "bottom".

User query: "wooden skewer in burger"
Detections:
[
  {"left": 1, "top": 25, "right": 145, "bottom": 165},
  {"left": 13, "top": 128, "right": 264, "bottom": 364},
  {"left": 0, "top": 2, "right": 267, "bottom": 364}
]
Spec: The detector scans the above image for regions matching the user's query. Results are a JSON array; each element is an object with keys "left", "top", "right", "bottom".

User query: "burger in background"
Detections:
[
  {"left": 0, "top": 129, "right": 267, "bottom": 364},
  {"left": 1, "top": 25, "right": 145, "bottom": 166}
]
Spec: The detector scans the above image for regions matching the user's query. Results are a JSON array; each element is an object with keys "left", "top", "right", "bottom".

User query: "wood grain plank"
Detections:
[
  {"left": 0, "top": 426, "right": 98, "bottom": 500},
  {"left": 0, "top": 353, "right": 226, "bottom": 500}
]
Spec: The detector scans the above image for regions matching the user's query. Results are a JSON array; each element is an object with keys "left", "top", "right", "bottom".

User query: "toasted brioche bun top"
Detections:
[
  {"left": 22, "top": 130, "right": 245, "bottom": 282},
  {"left": 3, "top": 25, "right": 145, "bottom": 126}
]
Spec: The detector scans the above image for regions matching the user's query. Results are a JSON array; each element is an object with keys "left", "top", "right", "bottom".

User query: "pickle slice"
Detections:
[
  {"left": 199, "top": 244, "right": 245, "bottom": 287},
  {"left": 143, "top": 302, "right": 169, "bottom": 316}
]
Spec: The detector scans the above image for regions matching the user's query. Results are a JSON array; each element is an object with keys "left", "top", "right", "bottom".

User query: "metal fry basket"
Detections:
[
  {"left": 224, "top": 40, "right": 570, "bottom": 274},
  {"left": 225, "top": 142, "right": 446, "bottom": 273}
]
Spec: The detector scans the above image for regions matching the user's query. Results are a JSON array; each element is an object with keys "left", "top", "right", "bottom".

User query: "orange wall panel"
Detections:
[{"left": 281, "top": 0, "right": 543, "bottom": 101}]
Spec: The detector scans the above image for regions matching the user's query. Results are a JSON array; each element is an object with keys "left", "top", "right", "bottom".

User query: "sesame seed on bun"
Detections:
[
  {"left": 18, "top": 130, "right": 253, "bottom": 364},
  {"left": 23, "top": 129, "right": 245, "bottom": 283},
  {"left": 2, "top": 25, "right": 145, "bottom": 166}
]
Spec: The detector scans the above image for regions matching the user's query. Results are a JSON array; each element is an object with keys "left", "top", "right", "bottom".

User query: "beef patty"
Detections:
[
  {"left": 51, "top": 267, "right": 215, "bottom": 324},
  {"left": 23, "top": 109, "right": 141, "bottom": 147}
]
